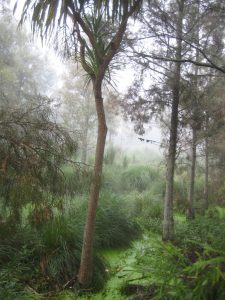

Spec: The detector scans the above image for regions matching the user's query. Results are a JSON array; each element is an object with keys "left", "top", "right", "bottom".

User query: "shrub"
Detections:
[
  {"left": 0, "top": 217, "right": 108, "bottom": 299},
  {"left": 95, "top": 193, "right": 140, "bottom": 248},
  {"left": 175, "top": 216, "right": 225, "bottom": 251},
  {"left": 129, "top": 213, "right": 225, "bottom": 299},
  {"left": 102, "top": 165, "right": 123, "bottom": 193},
  {"left": 121, "top": 165, "right": 162, "bottom": 192},
  {"left": 63, "top": 166, "right": 92, "bottom": 195},
  {"left": 124, "top": 191, "right": 163, "bottom": 234},
  {"left": 129, "top": 231, "right": 225, "bottom": 300}
]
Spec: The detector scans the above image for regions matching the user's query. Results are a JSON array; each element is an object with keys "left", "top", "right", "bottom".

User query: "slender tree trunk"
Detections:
[
  {"left": 187, "top": 0, "right": 200, "bottom": 219},
  {"left": 187, "top": 128, "right": 197, "bottom": 219},
  {"left": 78, "top": 83, "right": 107, "bottom": 287},
  {"left": 163, "top": 0, "right": 184, "bottom": 241},
  {"left": 204, "top": 116, "right": 209, "bottom": 210},
  {"left": 163, "top": 83, "right": 180, "bottom": 241}
]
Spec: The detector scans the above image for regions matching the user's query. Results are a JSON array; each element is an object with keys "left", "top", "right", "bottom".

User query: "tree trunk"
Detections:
[
  {"left": 187, "top": 0, "right": 200, "bottom": 219},
  {"left": 204, "top": 116, "right": 209, "bottom": 210},
  {"left": 78, "top": 83, "right": 107, "bottom": 287},
  {"left": 163, "top": 0, "right": 184, "bottom": 241},
  {"left": 187, "top": 128, "right": 197, "bottom": 219},
  {"left": 162, "top": 83, "right": 180, "bottom": 241}
]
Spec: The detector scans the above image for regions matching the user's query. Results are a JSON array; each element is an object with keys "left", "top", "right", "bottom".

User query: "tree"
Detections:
[
  {"left": 122, "top": 0, "right": 225, "bottom": 239},
  {"left": 17, "top": 0, "right": 143, "bottom": 287},
  {"left": 0, "top": 11, "right": 76, "bottom": 223},
  {"left": 123, "top": 0, "right": 186, "bottom": 240}
]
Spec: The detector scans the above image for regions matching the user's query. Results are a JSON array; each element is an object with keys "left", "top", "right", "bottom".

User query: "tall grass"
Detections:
[
  {"left": 174, "top": 175, "right": 205, "bottom": 213},
  {"left": 0, "top": 218, "right": 108, "bottom": 299},
  {"left": 102, "top": 164, "right": 165, "bottom": 195},
  {"left": 68, "top": 192, "right": 141, "bottom": 249},
  {"left": 95, "top": 193, "right": 140, "bottom": 248}
]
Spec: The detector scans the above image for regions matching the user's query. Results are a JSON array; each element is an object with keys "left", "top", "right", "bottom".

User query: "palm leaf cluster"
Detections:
[
  {"left": 15, "top": 0, "right": 142, "bottom": 81},
  {"left": 16, "top": 0, "right": 142, "bottom": 31}
]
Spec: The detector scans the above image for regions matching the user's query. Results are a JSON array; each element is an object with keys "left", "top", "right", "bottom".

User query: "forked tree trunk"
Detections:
[
  {"left": 187, "top": 128, "right": 197, "bottom": 219},
  {"left": 163, "top": 0, "right": 184, "bottom": 241},
  {"left": 78, "top": 83, "right": 107, "bottom": 287}
]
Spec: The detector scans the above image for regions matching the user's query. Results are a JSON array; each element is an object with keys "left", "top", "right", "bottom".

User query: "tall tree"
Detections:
[
  {"left": 0, "top": 10, "right": 76, "bottom": 223},
  {"left": 17, "top": 0, "right": 143, "bottom": 287},
  {"left": 123, "top": 0, "right": 225, "bottom": 238},
  {"left": 162, "top": 0, "right": 184, "bottom": 240}
]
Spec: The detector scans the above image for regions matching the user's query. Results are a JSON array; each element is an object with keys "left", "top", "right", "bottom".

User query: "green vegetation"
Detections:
[
  {"left": 2, "top": 1, "right": 225, "bottom": 299},
  {"left": 3, "top": 145, "right": 225, "bottom": 300}
]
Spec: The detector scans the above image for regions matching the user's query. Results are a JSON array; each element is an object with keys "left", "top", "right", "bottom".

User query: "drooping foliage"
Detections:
[{"left": 0, "top": 12, "right": 77, "bottom": 224}]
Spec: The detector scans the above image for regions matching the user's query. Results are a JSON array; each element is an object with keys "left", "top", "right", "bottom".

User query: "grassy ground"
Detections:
[
  {"left": 54, "top": 236, "right": 155, "bottom": 300},
  {"left": 77, "top": 245, "right": 141, "bottom": 300},
  {"left": 76, "top": 234, "right": 161, "bottom": 300}
]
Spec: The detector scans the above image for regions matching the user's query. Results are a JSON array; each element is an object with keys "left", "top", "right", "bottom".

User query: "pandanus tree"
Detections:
[{"left": 16, "top": 0, "right": 143, "bottom": 287}]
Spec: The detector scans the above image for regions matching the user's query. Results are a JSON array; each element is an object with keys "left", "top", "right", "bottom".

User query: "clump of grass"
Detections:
[
  {"left": 122, "top": 191, "right": 163, "bottom": 234},
  {"left": 95, "top": 193, "right": 140, "bottom": 249},
  {"left": 0, "top": 217, "right": 108, "bottom": 299},
  {"left": 69, "top": 192, "right": 141, "bottom": 249},
  {"left": 121, "top": 165, "right": 161, "bottom": 192}
]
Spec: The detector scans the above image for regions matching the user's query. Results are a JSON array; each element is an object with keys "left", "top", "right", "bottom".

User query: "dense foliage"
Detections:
[{"left": 1, "top": 0, "right": 225, "bottom": 299}]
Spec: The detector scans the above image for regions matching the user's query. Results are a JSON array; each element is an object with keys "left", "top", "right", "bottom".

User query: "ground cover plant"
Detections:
[{"left": 121, "top": 212, "right": 225, "bottom": 300}]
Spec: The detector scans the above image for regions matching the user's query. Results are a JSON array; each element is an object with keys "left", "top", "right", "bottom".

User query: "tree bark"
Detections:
[
  {"left": 204, "top": 116, "right": 209, "bottom": 210},
  {"left": 187, "top": 128, "right": 197, "bottom": 219},
  {"left": 78, "top": 82, "right": 107, "bottom": 287},
  {"left": 162, "top": 0, "right": 184, "bottom": 241},
  {"left": 187, "top": 0, "right": 200, "bottom": 219}
]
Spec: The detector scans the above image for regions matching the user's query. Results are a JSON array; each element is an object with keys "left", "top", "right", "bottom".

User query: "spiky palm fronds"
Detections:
[
  {"left": 15, "top": 0, "right": 143, "bottom": 80},
  {"left": 15, "top": 0, "right": 142, "bottom": 34}
]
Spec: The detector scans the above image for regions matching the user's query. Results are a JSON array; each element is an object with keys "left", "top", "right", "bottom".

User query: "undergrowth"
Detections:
[{"left": 123, "top": 213, "right": 225, "bottom": 300}]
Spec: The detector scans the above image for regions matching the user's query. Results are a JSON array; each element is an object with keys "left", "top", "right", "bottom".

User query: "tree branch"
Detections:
[
  {"left": 132, "top": 51, "right": 225, "bottom": 74},
  {"left": 97, "top": 0, "right": 142, "bottom": 83}
]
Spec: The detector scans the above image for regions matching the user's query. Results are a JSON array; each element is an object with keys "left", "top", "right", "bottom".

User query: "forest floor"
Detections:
[
  {"left": 76, "top": 235, "right": 157, "bottom": 300},
  {"left": 76, "top": 214, "right": 185, "bottom": 300}
]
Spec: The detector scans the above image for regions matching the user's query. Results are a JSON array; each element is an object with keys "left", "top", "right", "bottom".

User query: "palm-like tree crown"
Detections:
[
  {"left": 15, "top": 0, "right": 142, "bottom": 35},
  {"left": 15, "top": 0, "right": 142, "bottom": 81}
]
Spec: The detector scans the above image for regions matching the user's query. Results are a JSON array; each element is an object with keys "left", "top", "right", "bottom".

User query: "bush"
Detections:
[
  {"left": 63, "top": 166, "right": 92, "bottom": 195},
  {"left": 175, "top": 216, "right": 225, "bottom": 251},
  {"left": 69, "top": 193, "right": 141, "bottom": 249},
  {"left": 95, "top": 193, "right": 140, "bottom": 248},
  {"left": 125, "top": 213, "right": 225, "bottom": 300},
  {"left": 0, "top": 217, "right": 108, "bottom": 299},
  {"left": 129, "top": 230, "right": 225, "bottom": 300},
  {"left": 121, "top": 165, "right": 162, "bottom": 192},
  {"left": 174, "top": 175, "right": 205, "bottom": 213},
  {"left": 123, "top": 191, "right": 163, "bottom": 234},
  {"left": 102, "top": 165, "right": 123, "bottom": 193}
]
